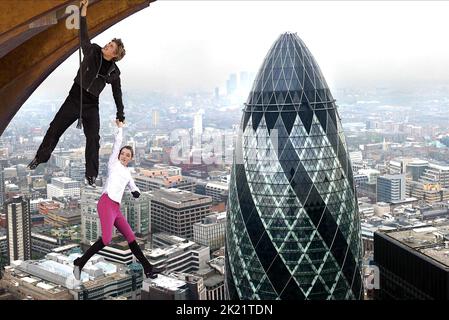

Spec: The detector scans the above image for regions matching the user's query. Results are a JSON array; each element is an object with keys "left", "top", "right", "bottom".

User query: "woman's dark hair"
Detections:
[{"left": 119, "top": 145, "right": 134, "bottom": 159}]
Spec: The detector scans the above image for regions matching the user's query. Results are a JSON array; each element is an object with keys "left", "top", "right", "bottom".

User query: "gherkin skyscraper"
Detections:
[{"left": 225, "top": 33, "right": 363, "bottom": 300}]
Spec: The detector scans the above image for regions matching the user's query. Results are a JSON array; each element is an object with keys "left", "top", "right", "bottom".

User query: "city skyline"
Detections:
[
  {"left": 29, "top": 1, "right": 449, "bottom": 100},
  {"left": 3, "top": 0, "right": 449, "bottom": 302}
]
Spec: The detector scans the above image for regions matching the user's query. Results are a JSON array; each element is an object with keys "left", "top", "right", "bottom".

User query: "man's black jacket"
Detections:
[{"left": 73, "top": 16, "right": 125, "bottom": 121}]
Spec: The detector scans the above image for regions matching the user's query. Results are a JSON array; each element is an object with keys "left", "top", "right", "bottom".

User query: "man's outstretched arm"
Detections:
[
  {"left": 111, "top": 77, "right": 125, "bottom": 122},
  {"left": 80, "top": 0, "right": 93, "bottom": 56}
]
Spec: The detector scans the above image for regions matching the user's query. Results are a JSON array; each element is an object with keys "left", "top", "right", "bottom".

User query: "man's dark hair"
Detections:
[{"left": 112, "top": 38, "right": 126, "bottom": 62}]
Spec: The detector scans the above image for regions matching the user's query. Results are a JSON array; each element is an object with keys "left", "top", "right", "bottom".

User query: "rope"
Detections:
[{"left": 76, "top": 4, "right": 83, "bottom": 129}]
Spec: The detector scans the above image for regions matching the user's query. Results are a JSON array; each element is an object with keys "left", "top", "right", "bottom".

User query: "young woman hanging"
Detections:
[{"left": 73, "top": 120, "right": 163, "bottom": 280}]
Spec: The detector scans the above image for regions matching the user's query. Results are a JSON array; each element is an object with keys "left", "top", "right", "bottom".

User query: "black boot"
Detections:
[
  {"left": 128, "top": 240, "right": 163, "bottom": 279},
  {"left": 27, "top": 157, "right": 41, "bottom": 170},
  {"left": 73, "top": 237, "right": 105, "bottom": 280}
]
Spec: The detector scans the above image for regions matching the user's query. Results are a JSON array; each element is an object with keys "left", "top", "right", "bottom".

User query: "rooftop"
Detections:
[
  {"left": 206, "top": 181, "right": 228, "bottom": 189},
  {"left": 31, "top": 232, "right": 58, "bottom": 243},
  {"left": 51, "top": 244, "right": 80, "bottom": 253},
  {"left": 405, "top": 159, "right": 428, "bottom": 166},
  {"left": 52, "top": 177, "right": 78, "bottom": 183},
  {"left": 202, "top": 273, "right": 224, "bottom": 287},
  {"left": 48, "top": 209, "right": 81, "bottom": 218},
  {"left": 429, "top": 163, "right": 449, "bottom": 171},
  {"left": 201, "top": 211, "right": 227, "bottom": 224},
  {"left": 390, "top": 197, "right": 419, "bottom": 205},
  {"left": 149, "top": 188, "right": 212, "bottom": 206},
  {"left": 147, "top": 240, "right": 202, "bottom": 259},
  {"left": 153, "top": 233, "right": 188, "bottom": 245},
  {"left": 10, "top": 252, "right": 120, "bottom": 290},
  {"left": 381, "top": 224, "right": 449, "bottom": 268},
  {"left": 145, "top": 274, "right": 186, "bottom": 291}
]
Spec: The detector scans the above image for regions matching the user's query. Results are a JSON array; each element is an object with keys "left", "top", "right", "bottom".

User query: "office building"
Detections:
[
  {"left": 148, "top": 188, "right": 212, "bottom": 239},
  {"left": 5, "top": 196, "right": 31, "bottom": 262},
  {"left": 226, "top": 33, "right": 363, "bottom": 299}
]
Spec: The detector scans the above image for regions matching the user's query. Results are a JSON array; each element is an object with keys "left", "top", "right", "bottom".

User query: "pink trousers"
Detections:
[{"left": 97, "top": 193, "right": 135, "bottom": 245}]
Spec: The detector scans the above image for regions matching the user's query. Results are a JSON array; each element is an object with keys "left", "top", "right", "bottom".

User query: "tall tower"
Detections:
[
  {"left": 225, "top": 33, "right": 363, "bottom": 300},
  {"left": 193, "top": 111, "right": 203, "bottom": 137},
  {"left": 226, "top": 73, "right": 237, "bottom": 96},
  {"left": 122, "top": 192, "right": 151, "bottom": 238},
  {"left": 80, "top": 188, "right": 110, "bottom": 244},
  {"left": 151, "top": 109, "right": 160, "bottom": 129},
  {"left": 0, "top": 159, "right": 6, "bottom": 208},
  {"left": 5, "top": 195, "right": 31, "bottom": 262}
]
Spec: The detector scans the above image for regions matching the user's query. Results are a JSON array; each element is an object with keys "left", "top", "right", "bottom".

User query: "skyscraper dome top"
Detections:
[
  {"left": 246, "top": 32, "right": 333, "bottom": 111},
  {"left": 226, "top": 31, "right": 362, "bottom": 300}
]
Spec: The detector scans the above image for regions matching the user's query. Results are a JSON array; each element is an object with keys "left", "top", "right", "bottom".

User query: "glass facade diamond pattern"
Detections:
[{"left": 226, "top": 33, "right": 363, "bottom": 300}]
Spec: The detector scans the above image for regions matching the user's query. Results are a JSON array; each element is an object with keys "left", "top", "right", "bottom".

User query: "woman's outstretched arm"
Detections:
[{"left": 108, "top": 121, "right": 123, "bottom": 167}]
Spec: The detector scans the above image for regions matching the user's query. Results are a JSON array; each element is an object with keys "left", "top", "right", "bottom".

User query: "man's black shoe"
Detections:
[
  {"left": 27, "top": 157, "right": 41, "bottom": 170},
  {"left": 86, "top": 176, "right": 96, "bottom": 187}
]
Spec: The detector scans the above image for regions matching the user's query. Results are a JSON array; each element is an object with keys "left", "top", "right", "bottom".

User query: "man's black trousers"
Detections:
[{"left": 35, "top": 95, "right": 100, "bottom": 178}]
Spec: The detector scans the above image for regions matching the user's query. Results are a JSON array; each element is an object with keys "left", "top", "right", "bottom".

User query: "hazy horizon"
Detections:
[{"left": 32, "top": 0, "right": 449, "bottom": 99}]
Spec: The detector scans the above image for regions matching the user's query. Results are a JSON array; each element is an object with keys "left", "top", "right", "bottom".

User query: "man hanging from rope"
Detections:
[{"left": 28, "top": 0, "right": 126, "bottom": 187}]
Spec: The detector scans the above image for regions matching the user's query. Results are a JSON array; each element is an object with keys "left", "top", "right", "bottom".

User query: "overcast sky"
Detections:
[{"left": 34, "top": 0, "right": 449, "bottom": 98}]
